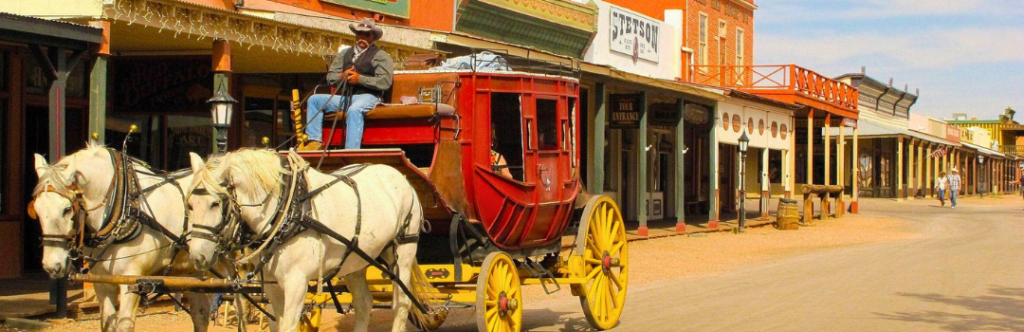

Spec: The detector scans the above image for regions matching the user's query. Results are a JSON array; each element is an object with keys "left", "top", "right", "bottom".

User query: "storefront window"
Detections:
[
  {"left": 769, "top": 150, "right": 783, "bottom": 184},
  {"left": 858, "top": 147, "right": 874, "bottom": 188},
  {"left": 243, "top": 97, "right": 275, "bottom": 148},
  {"left": 879, "top": 154, "right": 890, "bottom": 187},
  {"left": 107, "top": 114, "right": 163, "bottom": 167},
  {"left": 166, "top": 116, "right": 212, "bottom": 170},
  {"left": 275, "top": 99, "right": 293, "bottom": 148}
]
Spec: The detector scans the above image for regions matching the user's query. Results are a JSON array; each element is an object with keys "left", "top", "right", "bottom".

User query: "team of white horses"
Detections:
[{"left": 31, "top": 143, "right": 424, "bottom": 332}]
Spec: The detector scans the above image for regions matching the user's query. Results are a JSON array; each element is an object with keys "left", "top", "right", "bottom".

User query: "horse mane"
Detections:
[
  {"left": 191, "top": 149, "right": 286, "bottom": 201},
  {"left": 31, "top": 163, "right": 72, "bottom": 197}
]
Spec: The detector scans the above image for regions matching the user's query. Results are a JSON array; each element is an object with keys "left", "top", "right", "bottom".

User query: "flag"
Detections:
[{"left": 930, "top": 146, "right": 947, "bottom": 158}]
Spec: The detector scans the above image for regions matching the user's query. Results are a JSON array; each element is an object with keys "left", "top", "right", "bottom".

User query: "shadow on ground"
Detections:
[
  {"left": 875, "top": 286, "right": 1024, "bottom": 331},
  {"left": 520, "top": 307, "right": 594, "bottom": 332}
]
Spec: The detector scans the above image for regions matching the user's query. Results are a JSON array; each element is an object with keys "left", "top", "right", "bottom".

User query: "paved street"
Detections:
[{"left": 501, "top": 197, "right": 1024, "bottom": 332}]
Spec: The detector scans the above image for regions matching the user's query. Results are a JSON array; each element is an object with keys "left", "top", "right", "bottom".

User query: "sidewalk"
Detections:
[
  {"left": 0, "top": 276, "right": 89, "bottom": 320},
  {"left": 561, "top": 199, "right": 785, "bottom": 248}
]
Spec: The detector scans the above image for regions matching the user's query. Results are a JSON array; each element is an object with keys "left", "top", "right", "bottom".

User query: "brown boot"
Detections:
[{"left": 297, "top": 141, "right": 322, "bottom": 151}]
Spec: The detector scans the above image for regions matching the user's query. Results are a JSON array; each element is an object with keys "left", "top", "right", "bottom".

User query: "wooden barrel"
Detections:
[{"left": 775, "top": 199, "right": 800, "bottom": 230}]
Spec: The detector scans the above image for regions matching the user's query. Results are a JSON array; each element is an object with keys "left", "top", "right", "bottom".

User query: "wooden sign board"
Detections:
[{"left": 609, "top": 93, "right": 642, "bottom": 129}]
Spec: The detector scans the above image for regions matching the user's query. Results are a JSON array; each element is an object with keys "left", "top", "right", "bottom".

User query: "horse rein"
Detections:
[
  {"left": 35, "top": 149, "right": 190, "bottom": 261},
  {"left": 34, "top": 149, "right": 124, "bottom": 256},
  {"left": 187, "top": 156, "right": 295, "bottom": 257}
]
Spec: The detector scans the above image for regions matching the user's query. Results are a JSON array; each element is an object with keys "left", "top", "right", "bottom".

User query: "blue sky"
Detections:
[{"left": 754, "top": 0, "right": 1024, "bottom": 120}]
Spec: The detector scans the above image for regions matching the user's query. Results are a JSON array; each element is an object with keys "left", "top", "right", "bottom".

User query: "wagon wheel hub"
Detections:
[
  {"left": 498, "top": 292, "right": 517, "bottom": 316},
  {"left": 601, "top": 251, "right": 619, "bottom": 273}
]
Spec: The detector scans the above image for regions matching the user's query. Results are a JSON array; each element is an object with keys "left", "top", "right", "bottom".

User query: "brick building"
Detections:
[{"left": 601, "top": 0, "right": 755, "bottom": 81}]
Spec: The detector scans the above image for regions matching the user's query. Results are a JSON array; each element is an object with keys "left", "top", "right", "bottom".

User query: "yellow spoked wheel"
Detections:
[
  {"left": 476, "top": 252, "right": 523, "bottom": 332},
  {"left": 576, "top": 195, "right": 629, "bottom": 330}
]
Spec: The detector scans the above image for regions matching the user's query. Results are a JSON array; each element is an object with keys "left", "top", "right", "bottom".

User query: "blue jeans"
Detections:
[
  {"left": 938, "top": 189, "right": 946, "bottom": 204},
  {"left": 306, "top": 93, "right": 380, "bottom": 149},
  {"left": 950, "top": 190, "right": 958, "bottom": 207}
]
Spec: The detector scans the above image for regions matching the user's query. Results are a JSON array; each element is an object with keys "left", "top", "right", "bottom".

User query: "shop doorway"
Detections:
[{"left": 22, "top": 106, "right": 47, "bottom": 273}]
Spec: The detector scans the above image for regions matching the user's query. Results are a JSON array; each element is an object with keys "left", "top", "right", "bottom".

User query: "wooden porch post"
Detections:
[
  {"left": 897, "top": 135, "right": 904, "bottom": 201},
  {"left": 88, "top": 20, "right": 110, "bottom": 143},
  {"left": 760, "top": 147, "right": 769, "bottom": 221},
  {"left": 675, "top": 98, "right": 686, "bottom": 232},
  {"left": 29, "top": 45, "right": 85, "bottom": 160},
  {"left": 709, "top": 103, "right": 721, "bottom": 228},
  {"left": 907, "top": 139, "right": 916, "bottom": 200},
  {"left": 824, "top": 114, "right": 831, "bottom": 187},
  {"left": 807, "top": 109, "right": 814, "bottom": 186},
  {"left": 921, "top": 140, "right": 929, "bottom": 196},
  {"left": 820, "top": 113, "right": 831, "bottom": 218},
  {"left": 590, "top": 83, "right": 607, "bottom": 193},
  {"left": 637, "top": 92, "right": 649, "bottom": 236},
  {"left": 837, "top": 119, "right": 846, "bottom": 212},
  {"left": 852, "top": 124, "right": 860, "bottom": 213},
  {"left": 926, "top": 144, "right": 933, "bottom": 197}
]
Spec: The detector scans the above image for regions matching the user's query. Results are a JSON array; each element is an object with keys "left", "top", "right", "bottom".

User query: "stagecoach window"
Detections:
[
  {"left": 490, "top": 93, "right": 525, "bottom": 181},
  {"left": 536, "top": 99, "right": 559, "bottom": 151}
]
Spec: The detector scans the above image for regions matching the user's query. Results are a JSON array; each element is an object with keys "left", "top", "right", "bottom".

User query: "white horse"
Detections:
[
  {"left": 32, "top": 144, "right": 212, "bottom": 332},
  {"left": 185, "top": 149, "right": 423, "bottom": 332}
]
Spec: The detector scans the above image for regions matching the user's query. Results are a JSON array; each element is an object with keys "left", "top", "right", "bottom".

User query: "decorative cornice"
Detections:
[
  {"left": 473, "top": 0, "right": 597, "bottom": 32},
  {"left": 100, "top": 0, "right": 431, "bottom": 58},
  {"left": 729, "top": 0, "right": 757, "bottom": 11}
]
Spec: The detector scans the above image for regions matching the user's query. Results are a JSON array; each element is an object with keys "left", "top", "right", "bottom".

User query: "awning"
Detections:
[
  {"left": 829, "top": 117, "right": 960, "bottom": 147},
  {"left": 961, "top": 142, "right": 1006, "bottom": 158}
]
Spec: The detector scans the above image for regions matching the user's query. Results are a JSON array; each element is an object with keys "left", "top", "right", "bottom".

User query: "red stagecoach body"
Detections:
[{"left": 300, "top": 70, "right": 582, "bottom": 251}]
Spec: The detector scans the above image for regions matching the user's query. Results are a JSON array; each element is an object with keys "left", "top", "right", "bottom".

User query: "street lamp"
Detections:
[
  {"left": 738, "top": 131, "right": 750, "bottom": 232},
  {"left": 208, "top": 84, "right": 237, "bottom": 154},
  {"left": 977, "top": 155, "right": 986, "bottom": 197}
]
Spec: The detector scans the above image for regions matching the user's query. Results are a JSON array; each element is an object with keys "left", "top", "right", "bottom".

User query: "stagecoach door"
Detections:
[{"left": 531, "top": 97, "right": 567, "bottom": 203}]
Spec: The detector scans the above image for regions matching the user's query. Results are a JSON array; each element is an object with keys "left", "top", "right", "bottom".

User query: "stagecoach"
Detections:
[
  {"left": 58, "top": 61, "right": 628, "bottom": 332},
  {"left": 290, "top": 66, "right": 629, "bottom": 331}
]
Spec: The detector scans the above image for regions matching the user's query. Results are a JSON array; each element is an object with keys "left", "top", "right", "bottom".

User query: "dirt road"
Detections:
[
  {"left": 508, "top": 196, "right": 1024, "bottom": 331},
  {"left": 13, "top": 196, "right": 1021, "bottom": 331}
]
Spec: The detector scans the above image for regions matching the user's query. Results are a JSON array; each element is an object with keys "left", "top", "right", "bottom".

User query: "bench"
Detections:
[{"left": 321, "top": 72, "right": 460, "bottom": 147}]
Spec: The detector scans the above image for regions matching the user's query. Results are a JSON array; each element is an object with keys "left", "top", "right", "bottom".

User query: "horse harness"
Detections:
[
  {"left": 37, "top": 148, "right": 192, "bottom": 263},
  {"left": 190, "top": 157, "right": 426, "bottom": 314}
]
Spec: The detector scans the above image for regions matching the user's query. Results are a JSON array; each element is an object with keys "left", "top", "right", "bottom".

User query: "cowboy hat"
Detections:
[
  {"left": 349, "top": 18, "right": 383, "bottom": 40},
  {"left": 951, "top": 167, "right": 959, "bottom": 172}
]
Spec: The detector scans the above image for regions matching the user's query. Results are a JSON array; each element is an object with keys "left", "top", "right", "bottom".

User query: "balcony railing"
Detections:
[
  {"left": 1001, "top": 145, "right": 1024, "bottom": 157},
  {"left": 690, "top": 64, "right": 858, "bottom": 114}
]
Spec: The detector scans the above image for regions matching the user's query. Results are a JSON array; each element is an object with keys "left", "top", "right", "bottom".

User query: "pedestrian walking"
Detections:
[
  {"left": 949, "top": 167, "right": 962, "bottom": 209},
  {"left": 1009, "top": 167, "right": 1024, "bottom": 210},
  {"left": 936, "top": 171, "right": 949, "bottom": 206}
]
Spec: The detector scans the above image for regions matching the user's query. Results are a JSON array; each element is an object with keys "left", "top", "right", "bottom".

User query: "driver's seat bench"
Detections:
[{"left": 320, "top": 72, "right": 458, "bottom": 147}]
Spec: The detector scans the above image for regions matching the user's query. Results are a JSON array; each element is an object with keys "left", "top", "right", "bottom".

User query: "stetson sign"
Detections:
[
  {"left": 609, "top": 6, "right": 659, "bottom": 63},
  {"left": 609, "top": 93, "right": 642, "bottom": 129}
]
